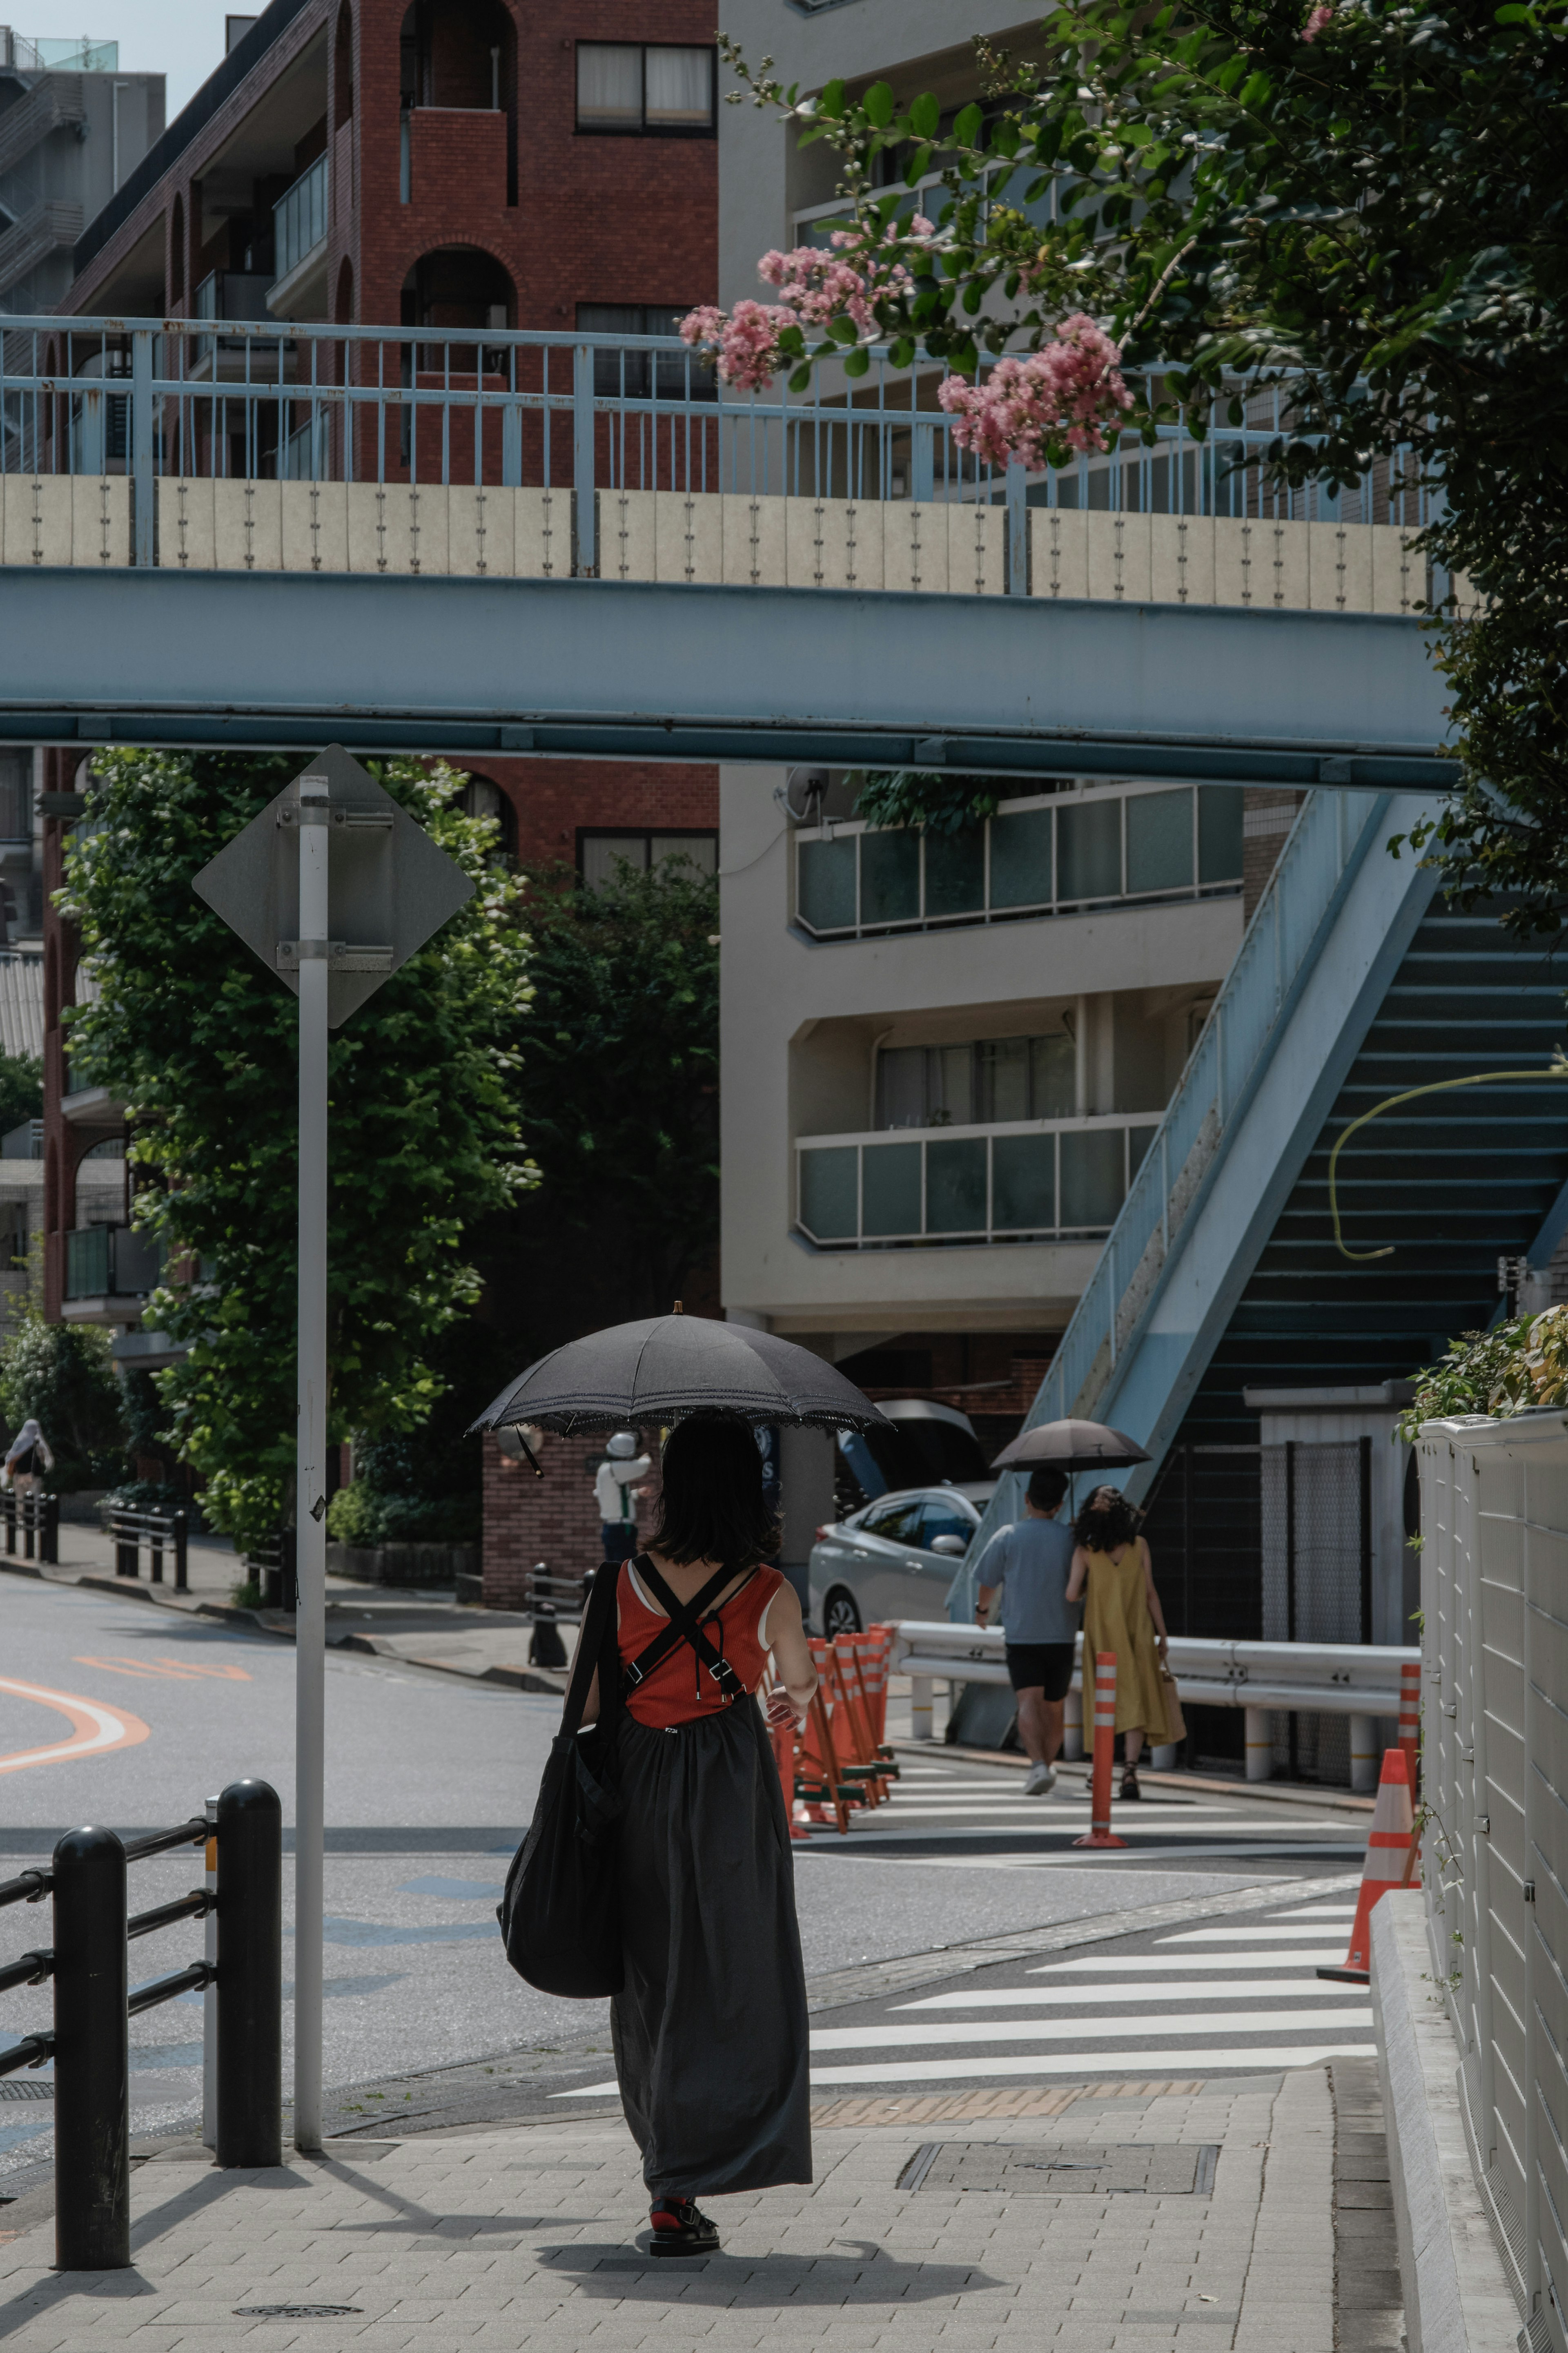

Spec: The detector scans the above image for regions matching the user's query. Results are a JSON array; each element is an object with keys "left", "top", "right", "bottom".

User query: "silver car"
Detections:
[{"left": 809, "top": 1484, "right": 993, "bottom": 1638}]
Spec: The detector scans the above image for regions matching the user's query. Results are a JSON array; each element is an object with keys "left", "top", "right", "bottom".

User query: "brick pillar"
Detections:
[{"left": 481, "top": 1429, "right": 655, "bottom": 1609}]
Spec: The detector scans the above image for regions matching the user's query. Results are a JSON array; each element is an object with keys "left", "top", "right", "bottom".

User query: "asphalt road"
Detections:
[{"left": 0, "top": 1577, "right": 1372, "bottom": 2172}]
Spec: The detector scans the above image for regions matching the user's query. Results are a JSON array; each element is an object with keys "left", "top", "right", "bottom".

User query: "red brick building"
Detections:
[{"left": 41, "top": 0, "right": 720, "bottom": 1571}]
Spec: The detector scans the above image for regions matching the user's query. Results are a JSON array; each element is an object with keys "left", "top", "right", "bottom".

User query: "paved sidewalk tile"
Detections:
[{"left": 0, "top": 2070, "right": 1363, "bottom": 2353}]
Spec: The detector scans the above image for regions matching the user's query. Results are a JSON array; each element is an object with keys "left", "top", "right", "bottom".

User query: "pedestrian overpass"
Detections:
[
  {"left": 13, "top": 312, "right": 1537, "bottom": 1539},
  {"left": 0, "top": 312, "right": 1447, "bottom": 781}
]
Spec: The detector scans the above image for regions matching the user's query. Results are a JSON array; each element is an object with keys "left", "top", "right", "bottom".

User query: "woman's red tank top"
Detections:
[{"left": 617, "top": 1558, "right": 788, "bottom": 1728}]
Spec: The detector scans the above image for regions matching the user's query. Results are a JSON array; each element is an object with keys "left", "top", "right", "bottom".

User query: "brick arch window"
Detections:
[
  {"left": 401, "top": 244, "right": 514, "bottom": 335},
  {"left": 334, "top": 256, "right": 354, "bottom": 324},
  {"left": 332, "top": 0, "right": 354, "bottom": 128},
  {"left": 170, "top": 192, "right": 185, "bottom": 306},
  {"left": 461, "top": 774, "right": 518, "bottom": 864}
]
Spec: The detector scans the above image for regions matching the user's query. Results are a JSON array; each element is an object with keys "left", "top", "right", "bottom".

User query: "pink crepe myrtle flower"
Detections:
[
  {"left": 1302, "top": 4, "right": 1334, "bottom": 38},
  {"left": 679, "top": 223, "right": 921, "bottom": 388},
  {"left": 936, "top": 315, "right": 1133, "bottom": 467}
]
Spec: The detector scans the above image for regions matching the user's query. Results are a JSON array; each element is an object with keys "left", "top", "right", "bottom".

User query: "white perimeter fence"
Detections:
[{"left": 1420, "top": 1407, "right": 1568, "bottom": 2350}]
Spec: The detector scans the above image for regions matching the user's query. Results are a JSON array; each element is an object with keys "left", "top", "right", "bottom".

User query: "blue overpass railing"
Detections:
[{"left": 0, "top": 315, "right": 1428, "bottom": 580}]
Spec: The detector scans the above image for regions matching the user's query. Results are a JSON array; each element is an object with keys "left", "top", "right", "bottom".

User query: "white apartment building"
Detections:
[{"left": 716, "top": 2, "right": 1249, "bottom": 1389}]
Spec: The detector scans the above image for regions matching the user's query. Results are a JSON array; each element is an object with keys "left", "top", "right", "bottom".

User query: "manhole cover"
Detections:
[
  {"left": 899, "top": 2142, "right": 1219, "bottom": 2196},
  {"left": 233, "top": 2308, "right": 365, "bottom": 2320},
  {"left": 0, "top": 2081, "right": 51, "bottom": 2102}
]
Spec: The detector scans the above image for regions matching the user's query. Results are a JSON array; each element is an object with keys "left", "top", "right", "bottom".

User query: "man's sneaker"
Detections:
[
  {"left": 1023, "top": 1762, "right": 1057, "bottom": 1796},
  {"left": 648, "top": 2198, "right": 721, "bottom": 2257}
]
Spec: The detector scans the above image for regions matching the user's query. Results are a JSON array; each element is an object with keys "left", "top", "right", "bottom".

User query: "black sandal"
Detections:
[
  {"left": 648, "top": 2198, "right": 720, "bottom": 2257},
  {"left": 1120, "top": 1768, "right": 1141, "bottom": 1800}
]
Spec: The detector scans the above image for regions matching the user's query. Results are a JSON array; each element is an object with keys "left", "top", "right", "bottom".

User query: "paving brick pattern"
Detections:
[
  {"left": 0, "top": 2072, "right": 1359, "bottom": 2352},
  {"left": 1328, "top": 2056, "right": 1404, "bottom": 2353}
]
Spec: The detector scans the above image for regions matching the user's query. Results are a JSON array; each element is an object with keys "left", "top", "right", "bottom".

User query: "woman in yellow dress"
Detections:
[{"left": 1064, "top": 1486, "right": 1172, "bottom": 1800}]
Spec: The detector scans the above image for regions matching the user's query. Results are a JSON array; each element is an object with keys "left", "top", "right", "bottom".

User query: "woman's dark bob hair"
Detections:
[
  {"left": 1074, "top": 1485, "right": 1143, "bottom": 1554},
  {"left": 647, "top": 1412, "right": 783, "bottom": 1568}
]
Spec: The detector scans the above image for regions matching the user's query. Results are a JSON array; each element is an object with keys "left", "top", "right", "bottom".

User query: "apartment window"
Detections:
[
  {"left": 578, "top": 831, "right": 718, "bottom": 893},
  {"left": 875, "top": 1034, "right": 1076, "bottom": 1131},
  {"left": 576, "top": 42, "right": 715, "bottom": 134},
  {"left": 576, "top": 304, "right": 714, "bottom": 401}
]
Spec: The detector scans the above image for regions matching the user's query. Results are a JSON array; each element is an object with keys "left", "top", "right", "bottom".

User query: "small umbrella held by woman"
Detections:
[
  {"left": 1, "top": 1419, "right": 53, "bottom": 1493},
  {"left": 1064, "top": 1485, "right": 1179, "bottom": 1800}
]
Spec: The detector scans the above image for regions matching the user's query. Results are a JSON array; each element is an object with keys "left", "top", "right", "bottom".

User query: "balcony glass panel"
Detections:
[
  {"left": 799, "top": 1146, "right": 858, "bottom": 1241},
  {"left": 924, "top": 827, "right": 984, "bottom": 917},
  {"left": 274, "top": 152, "right": 328, "bottom": 283},
  {"left": 1198, "top": 784, "right": 1247, "bottom": 883},
  {"left": 988, "top": 807, "right": 1053, "bottom": 909},
  {"left": 992, "top": 1134, "right": 1056, "bottom": 1231},
  {"left": 927, "top": 1138, "right": 986, "bottom": 1234},
  {"left": 65, "top": 1226, "right": 110, "bottom": 1299},
  {"left": 1057, "top": 799, "right": 1122, "bottom": 901},
  {"left": 1130, "top": 1124, "right": 1158, "bottom": 1175},
  {"left": 859, "top": 830, "right": 919, "bottom": 926},
  {"left": 1126, "top": 788, "right": 1194, "bottom": 895},
  {"left": 861, "top": 1141, "right": 921, "bottom": 1236},
  {"left": 1060, "top": 1129, "right": 1125, "bottom": 1227},
  {"left": 798, "top": 836, "right": 857, "bottom": 932}
]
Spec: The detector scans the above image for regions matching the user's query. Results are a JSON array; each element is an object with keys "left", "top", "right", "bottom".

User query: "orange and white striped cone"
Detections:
[
  {"left": 1399, "top": 1661, "right": 1421, "bottom": 1794},
  {"left": 1317, "top": 1746, "right": 1416, "bottom": 1983},
  {"left": 1072, "top": 1650, "right": 1128, "bottom": 1849},
  {"left": 770, "top": 1710, "right": 810, "bottom": 1842}
]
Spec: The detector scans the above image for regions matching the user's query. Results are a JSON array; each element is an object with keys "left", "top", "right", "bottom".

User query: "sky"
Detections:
[{"left": 12, "top": 0, "right": 233, "bottom": 118}]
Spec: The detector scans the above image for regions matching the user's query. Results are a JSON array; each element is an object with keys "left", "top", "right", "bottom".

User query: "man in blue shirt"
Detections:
[{"left": 974, "top": 1467, "right": 1078, "bottom": 1795}]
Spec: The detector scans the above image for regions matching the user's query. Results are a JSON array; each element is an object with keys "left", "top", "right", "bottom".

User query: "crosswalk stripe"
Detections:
[
  {"left": 893, "top": 1978, "right": 1361, "bottom": 2008},
  {"left": 838, "top": 1839, "right": 1368, "bottom": 1863},
  {"left": 810, "top": 2005, "right": 1370, "bottom": 2052},
  {"left": 802, "top": 2045, "right": 1377, "bottom": 2088},
  {"left": 1034, "top": 1951, "right": 1347, "bottom": 1973},
  {"left": 1159, "top": 1924, "right": 1365, "bottom": 1943}
]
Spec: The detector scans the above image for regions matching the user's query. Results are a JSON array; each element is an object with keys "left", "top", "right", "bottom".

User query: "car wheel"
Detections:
[{"left": 822, "top": 1586, "right": 862, "bottom": 1639}]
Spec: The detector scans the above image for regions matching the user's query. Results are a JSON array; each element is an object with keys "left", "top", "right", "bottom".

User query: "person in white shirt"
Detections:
[{"left": 595, "top": 1429, "right": 651, "bottom": 1562}]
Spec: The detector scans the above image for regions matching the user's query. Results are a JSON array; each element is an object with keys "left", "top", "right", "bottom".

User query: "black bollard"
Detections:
[
  {"left": 52, "top": 1826, "right": 129, "bottom": 2271},
  {"left": 215, "top": 1779, "right": 282, "bottom": 2167}
]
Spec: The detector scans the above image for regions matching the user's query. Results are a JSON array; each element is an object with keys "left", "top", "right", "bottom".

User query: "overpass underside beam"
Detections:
[{"left": 0, "top": 567, "right": 1452, "bottom": 777}]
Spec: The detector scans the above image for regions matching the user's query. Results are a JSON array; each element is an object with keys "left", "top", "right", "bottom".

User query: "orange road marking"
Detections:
[
  {"left": 0, "top": 1676, "right": 150, "bottom": 1775},
  {"left": 72, "top": 1655, "right": 252, "bottom": 1682}
]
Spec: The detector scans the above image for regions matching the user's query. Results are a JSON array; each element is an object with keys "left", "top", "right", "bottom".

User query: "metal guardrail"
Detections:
[
  {"left": 889, "top": 1621, "right": 1417, "bottom": 1789},
  {"left": 0, "top": 314, "right": 1428, "bottom": 569},
  {"left": 0, "top": 1778, "right": 281, "bottom": 2270},
  {"left": 243, "top": 1526, "right": 296, "bottom": 1611},
  {"left": 105, "top": 1501, "right": 188, "bottom": 1590},
  {"left": 2, "top": 1485, "right": 58, "bottom": 1563}
]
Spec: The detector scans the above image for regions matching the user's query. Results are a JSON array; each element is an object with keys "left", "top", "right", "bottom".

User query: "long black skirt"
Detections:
[{"left": 610, "top": 1700, "right": 812, "bottom": 2199}]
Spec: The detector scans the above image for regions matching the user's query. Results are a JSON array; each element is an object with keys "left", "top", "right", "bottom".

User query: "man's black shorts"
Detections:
[{"left": 1004, "top": 1642, "right": 1075, "bottom": 1701}]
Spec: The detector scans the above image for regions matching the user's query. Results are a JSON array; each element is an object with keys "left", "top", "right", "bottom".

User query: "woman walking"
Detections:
[
  {"left": 580, "top": 1412, "right": 818, "bottom": 2257},
  {"left": 2, "top": 1418, "right": 53, "bottom": 1494},
  {"left": 1064, "top": 1485, "right": 1172, "bottom": 1800}
]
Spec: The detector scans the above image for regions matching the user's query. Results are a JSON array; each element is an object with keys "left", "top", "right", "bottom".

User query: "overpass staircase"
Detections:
[{"left": 962, "top": 789, "right": 1568, "bottom": 1585}]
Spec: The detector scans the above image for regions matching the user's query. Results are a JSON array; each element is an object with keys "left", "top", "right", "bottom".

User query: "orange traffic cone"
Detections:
[
  {"left": 1317, "top": 1747, "right": 1417, "bottom": 1984},
  {"left": 1398, "top": 1661, "right": 1420, "bottom": 1793}
]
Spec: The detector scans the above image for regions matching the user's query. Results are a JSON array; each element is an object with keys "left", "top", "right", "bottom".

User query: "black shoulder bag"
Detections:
[{"left": 498, "top": 1557, "right": 625, "bottom": 1998}]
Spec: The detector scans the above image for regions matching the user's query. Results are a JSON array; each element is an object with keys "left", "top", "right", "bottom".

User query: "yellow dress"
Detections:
[{"left": 1081, "top": 1544, "right": 1169, "bottom": 1737}]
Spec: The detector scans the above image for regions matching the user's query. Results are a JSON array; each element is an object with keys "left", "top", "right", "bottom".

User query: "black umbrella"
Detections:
[
  {"left": 990, "top": 1417, "right": 1151, "bottom": 1473},
  {"left": 472, "top": 1313, "right": 891, "bottom": 1438}
]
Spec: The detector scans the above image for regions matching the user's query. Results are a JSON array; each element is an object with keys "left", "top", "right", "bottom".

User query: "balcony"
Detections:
[
  {"left": 796, "top": 1115, "right": 1161, "bottom": 1250},
  {"left": 267, "top": 153, "right": 329, "bottom": 320},
  {"left": 795, "top": 784, "right": 1243, "bottom": 943},
  {"left": 194, "top": 269, "right": 277, "bottom": 324},
  {"left": 63, "top": 1223, "right": 162, "bottom": 1318}
]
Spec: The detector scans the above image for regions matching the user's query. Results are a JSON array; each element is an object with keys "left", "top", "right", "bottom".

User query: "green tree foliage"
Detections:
[
  {"left": 0, "top": 1305, "right": 125, "bottom": 1486},
  {"left": 487, "top": 856, "right": 719, "bottom": 1343},
  {"left": 728, "top": 1, "right": 1568, "bottom": 919},
  {"left": 0, "top": 1052, "right": 42, "bottom": 1137},
  {"left": 61, "top": 752, "right": 531, "bottom": 1546}
]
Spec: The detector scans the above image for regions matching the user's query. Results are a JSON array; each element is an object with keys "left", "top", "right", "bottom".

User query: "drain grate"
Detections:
[
  {"left": 0, "top": 2080, "right": 51, "bottom": 2102},
  {"left": 234, "top": 2308, "right": 364, "bottom": 2321},
  {"left": 898, "top": 2141, "right": 1219, "bottom": 2196}
]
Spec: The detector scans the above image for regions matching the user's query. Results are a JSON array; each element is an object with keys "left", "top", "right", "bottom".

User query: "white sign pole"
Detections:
[{"left": 293, "top": 772, "right": 330, "bottom": 2152}]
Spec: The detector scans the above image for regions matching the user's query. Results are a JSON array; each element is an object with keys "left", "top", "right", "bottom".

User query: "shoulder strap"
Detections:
[
  {"left": 559, "top": 1559, "right": 622, "bottom": 1739},
  {"left": 624, "top": 1556, "right": 760, "bottom": 1705}
]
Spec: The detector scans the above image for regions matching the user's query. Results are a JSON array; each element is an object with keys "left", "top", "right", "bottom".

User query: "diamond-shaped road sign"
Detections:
[{"left": 192, "top": 743, "right": 474, "bottom": 1027}]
